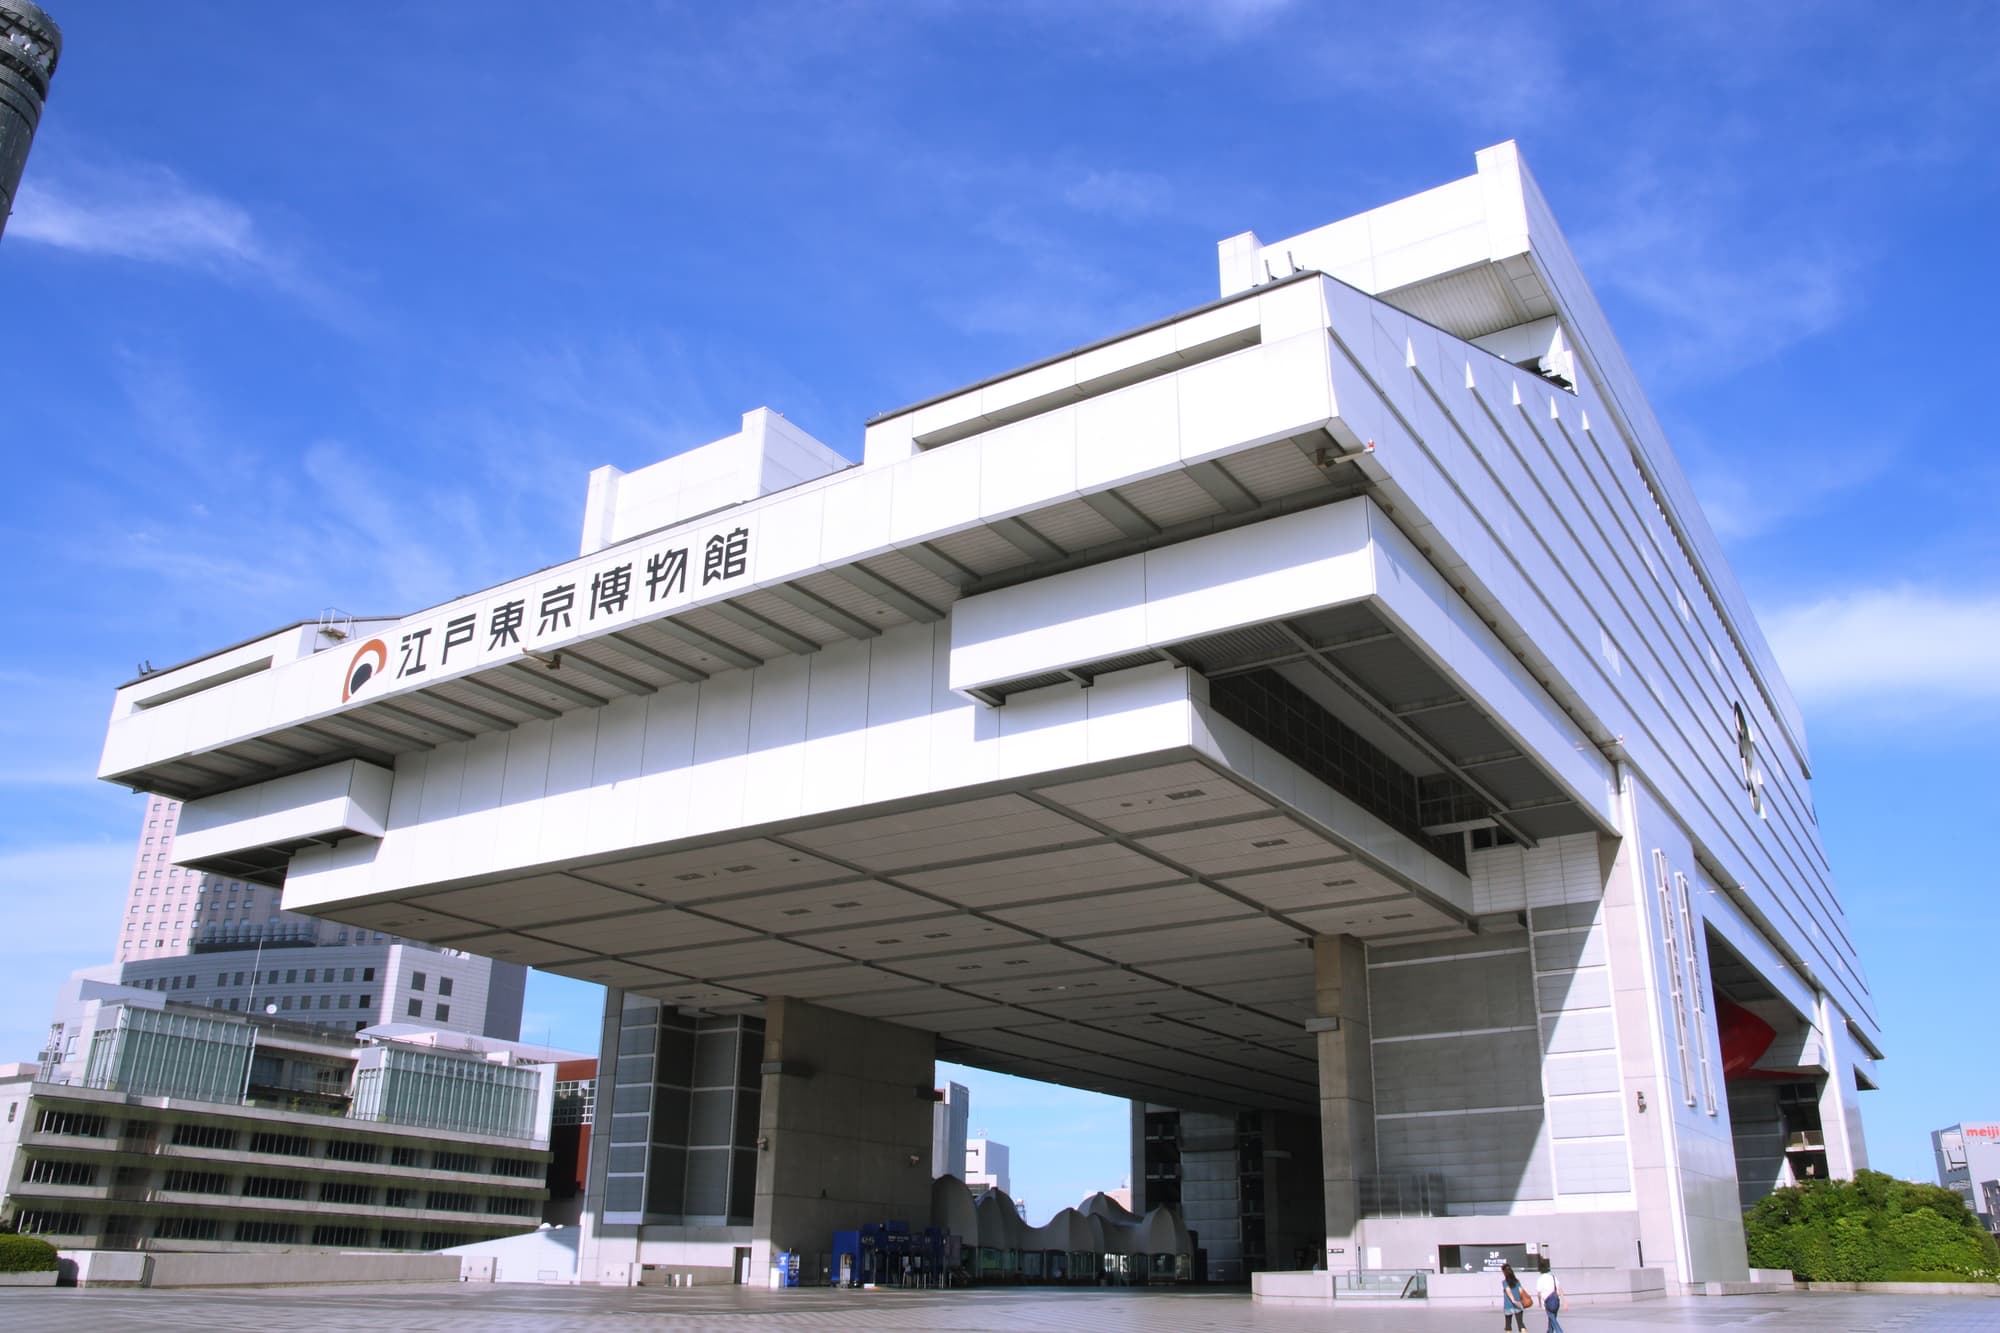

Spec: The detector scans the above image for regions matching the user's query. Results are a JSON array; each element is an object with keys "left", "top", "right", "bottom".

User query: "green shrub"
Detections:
[
  {"left": 1881, "top": 1269, "right": 1997, "bottom": 1283},
  {"left": 0, "top": 1233, "right": 58, "bottom": 1273},
  {"left": 1744, "top": 1171, "right": 2000, "bottom": 1282}
]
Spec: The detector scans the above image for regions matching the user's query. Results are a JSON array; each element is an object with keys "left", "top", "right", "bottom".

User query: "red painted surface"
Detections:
[{"left": 1716, "top": 996, "right": 1779, "bottom": 1080}]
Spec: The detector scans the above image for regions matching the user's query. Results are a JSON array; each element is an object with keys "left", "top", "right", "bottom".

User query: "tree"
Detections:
[{"left": 1744, "top": 1170, "right": 2000, "bottom": 1282}]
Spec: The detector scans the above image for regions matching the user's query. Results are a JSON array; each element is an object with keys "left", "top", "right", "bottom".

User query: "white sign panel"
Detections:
[{"left": 338, "top": 519, "right": 756, "bottom": 707}]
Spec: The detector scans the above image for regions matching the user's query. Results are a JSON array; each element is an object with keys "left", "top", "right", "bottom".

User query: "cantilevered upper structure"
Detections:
[{"left": 98, "top": 143, "right": 1877, "bottom": 1291}]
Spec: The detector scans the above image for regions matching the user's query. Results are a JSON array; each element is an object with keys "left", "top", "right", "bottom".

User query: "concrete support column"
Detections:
[
  {"left": 1601, "top": 775, "right": 1691, "bottom": 1281},
  {"left": 576, "top": 985, "right": 636, "bottom": 1286},
  {"left": 1313, "top": 933, "right": 1375, "bottom": 1259},
  {"left": 1815, "top": 992, "right": 1869, "bottom": 1179},
  {"left": 750, "top": 997, "right": 937, "bottom": 1274}
]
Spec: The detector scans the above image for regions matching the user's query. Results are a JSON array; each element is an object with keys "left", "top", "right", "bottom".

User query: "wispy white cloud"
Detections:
[
  {"left": 1061, "top": 168, "right": 1173, "bottom": 221},
  {"left": 0, "top": 839, "right": 132, "bottom": 1062},
  {"left": 0, "top": 841, "right": 133, "bottom": 956},
  {"left": 1577, "top": 155, "right": 1857, "bottom": 379},
  {"left": 11, "top": 160, "right": 358, "bottom": 323},
  {"left": 1681, "top": 433, "right": 1893, "bottom": 545},
  {"left": 16, "top": 163, "right": 275, "bottom": 269},
  {"left": 1766, "top": 585, "right": 2000, "bottom": 719}
]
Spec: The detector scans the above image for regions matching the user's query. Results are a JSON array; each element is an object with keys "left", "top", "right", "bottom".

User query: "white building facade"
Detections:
[
  {"left": 966, "top": 1138, "right": 1010, "bottom": 1197},
  {"left": 93, "top": 143, "right": 1876, "bottom": 1290},
  {"left": 3, "top": 991, "right": 556, "bottom": 1253}
]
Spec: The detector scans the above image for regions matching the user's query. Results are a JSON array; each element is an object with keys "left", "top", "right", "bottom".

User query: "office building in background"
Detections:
[
  {"left": 2, "top": 983, "right": 560, "bottom": 1252},
  {"left": 114, "top": 794, "right": 524, "bottom": 1038},
  {"left": 1934, "top": 1123, "right": 2000, "bottom": 1231},
  {"left": 933, "top": 1081, "right": 968, "bottom": 1180},
  {"left": 0, "top": 1, "right": 60, "bottom": 240}
]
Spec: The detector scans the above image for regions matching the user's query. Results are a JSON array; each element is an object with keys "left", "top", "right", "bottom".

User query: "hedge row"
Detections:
[
  {"left": 0, "top": 1233, "right": 58, "bottom": 1273},
  {"left": 1746, "top": 1170, "right": 1999, "bottom": 1282}
]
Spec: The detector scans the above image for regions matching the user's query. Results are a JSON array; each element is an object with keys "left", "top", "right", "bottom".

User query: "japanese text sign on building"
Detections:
[{"left": 340, "top": 524, "right": 753, "bottom": 704}]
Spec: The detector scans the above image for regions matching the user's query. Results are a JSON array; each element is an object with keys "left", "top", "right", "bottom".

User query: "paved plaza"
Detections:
[{"left": 6, "top": 1284, "right": 2000, "bottom": 1332}]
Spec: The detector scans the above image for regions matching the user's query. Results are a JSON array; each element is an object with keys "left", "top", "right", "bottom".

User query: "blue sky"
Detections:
[{"left": 2, "top": 2, "right": 1995, "bottom": 1219}]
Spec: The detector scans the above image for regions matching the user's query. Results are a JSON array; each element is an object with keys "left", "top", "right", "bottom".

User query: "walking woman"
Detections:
[
  {"left": 1534, "top": 1258, "right": 1565, "bottom": 1333},
  {"left": 1500, "top": 1261, "right": 1533, "bottom": 1331}
]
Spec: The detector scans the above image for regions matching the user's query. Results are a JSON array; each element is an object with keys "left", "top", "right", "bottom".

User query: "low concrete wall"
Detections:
[
  {"left": 0, "top": 1271, "right": 59, "bottom": 1286},
  {"left": 1428, "top": 1267, "right": 1666, "bottom": 1306},
  {"left": 57, "top": 1250, "right": 461, "bottom": 1289},
  {"left": 638, "top": 1264, "right": 736, "bottom": 1287},
  {"left": 58, "top": 1250, "right": 151, "bottom": 1288},
  {"left": 1251, "top": 1270, "right": 1334, "bottom": 1305},
  {"left": 1356, "top": 1211, "right": 1643, "bottom": 1273},
  {"left": 1254, "top": 1266, "right": 1666, "bottom": 1307},
  {"left": 146, "top": 1251, "right": 461, "bottom": 1288}
]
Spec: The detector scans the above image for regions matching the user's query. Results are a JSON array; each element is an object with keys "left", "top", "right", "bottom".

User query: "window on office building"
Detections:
[
  {"left": 1653, "top": 849, "right": 1696, "bottom": 1104},
  {"left": 362, "top": 967, "right": 376, "bottom": 982},
  {"left": 411, "top": 972, "right": 427, "bottom": 992},
  {"left": 437, "top": 977, "right": 453, "bottom": 997},
  {"left": 1733, "top": 702, "right": 1766, "bottom": 818},
  {"left": 407, "top": 999, "right": 423, "bottom": 1018},
  {"left": 436, "top": 1004, "right": 450, "bottom": 1023}
]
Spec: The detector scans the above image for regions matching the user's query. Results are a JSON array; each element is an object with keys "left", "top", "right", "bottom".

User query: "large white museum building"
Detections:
[{"left": 96, "top": 142, "right": 1877, "bottom": 1291}]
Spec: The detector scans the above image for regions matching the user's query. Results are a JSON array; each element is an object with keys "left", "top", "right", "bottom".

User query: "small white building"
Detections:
[{"left": 966, "top": 1138, "right": 1010, "bottom": 1197}]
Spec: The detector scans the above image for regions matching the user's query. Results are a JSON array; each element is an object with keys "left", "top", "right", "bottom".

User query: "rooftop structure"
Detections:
[{"left": 92, "top": 142, "right": 1877, "bottom": 1293}]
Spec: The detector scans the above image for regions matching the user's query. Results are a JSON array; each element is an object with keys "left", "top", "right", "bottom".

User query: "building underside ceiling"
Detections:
[{"left": 314, "top": 758, "right": 1480, "bottom": 1115}]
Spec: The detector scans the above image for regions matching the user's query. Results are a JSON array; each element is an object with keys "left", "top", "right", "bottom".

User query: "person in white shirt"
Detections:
[{"left": 1533, "top": 1259, "right": 1564, "bottom": 1333}]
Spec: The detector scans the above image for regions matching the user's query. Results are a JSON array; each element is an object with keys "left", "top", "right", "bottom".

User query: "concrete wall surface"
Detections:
[
  {"left": 751, "top": 998, "right": 935, "bottom": 1272},
  {"left": 1427, "top": 1266, "right": 1666, "bottom": 1304},
  {"left": 1251, "top": 1270, "right": 1334, "bottom": 1304},
  {"left": 1356, "top": 1209, "right": 1642, "bottom": 1273},
  {"left": 140, "top": 1251, "right": 460, "bottom": 1287},
  {"left": 1254, "top": 1265, "right": 1668, "bottom": 1306},
  {"left": 449, "top": 1226, "right": 580, "bottom": 1284},
  {"left": 56, "top": 1250, "right": 150, "bottom": 1287}
]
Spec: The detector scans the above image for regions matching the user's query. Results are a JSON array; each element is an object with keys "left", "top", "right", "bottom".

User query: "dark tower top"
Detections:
[{"left": 0, "top": 0, "right": 61, "bottom": 241}]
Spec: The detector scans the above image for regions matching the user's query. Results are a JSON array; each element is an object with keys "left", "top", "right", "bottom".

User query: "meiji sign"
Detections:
[{"left": 1965, "top": 1125, "right": 2000, "bottom": 1141}]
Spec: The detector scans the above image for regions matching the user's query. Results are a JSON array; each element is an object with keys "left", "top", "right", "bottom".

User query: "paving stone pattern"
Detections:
[{"left": 6, "top": 1284, "right": 2000, "bottom": 1332}]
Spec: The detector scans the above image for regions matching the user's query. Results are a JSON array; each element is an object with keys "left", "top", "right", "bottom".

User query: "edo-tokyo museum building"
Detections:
[{"left": 96, "top": 143, "right": 1878, "bottom": 1295}]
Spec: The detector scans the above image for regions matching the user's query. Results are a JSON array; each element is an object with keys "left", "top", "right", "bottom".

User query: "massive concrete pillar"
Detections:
[
  {"left": 1313, "top": 933, "right": 1375, "bottom": 1259},
  {"left": 751, "top": 997, "right": 936, "bottom": 1272}
]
